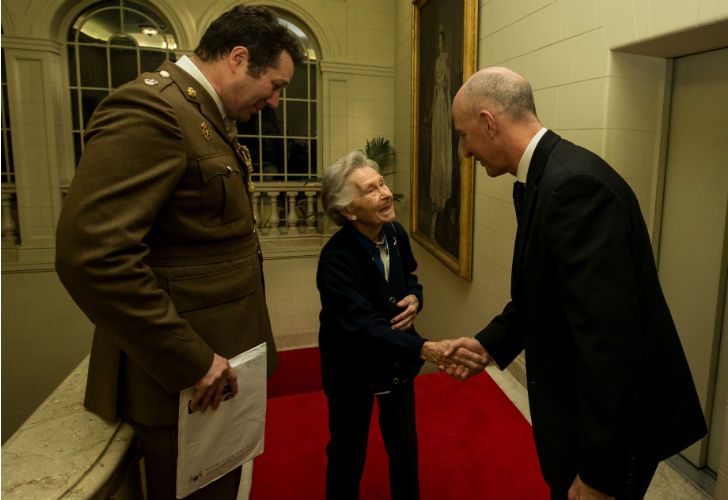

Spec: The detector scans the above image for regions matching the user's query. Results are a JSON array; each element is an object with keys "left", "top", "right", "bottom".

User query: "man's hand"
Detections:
[
  {"left": 568, "top": 474, "right": 614, "bottom": 500},
  {"left": 442, "top": 337, "right": 491, "bottom": 381},
  {"left": 391, "top": 294, "right": 419, "bottom": 331},
  {"left": 420, "top": 338, "right": 490, "bottom": 380},
  {"left": 190, "top": 353, "right": 239, "bottom": 413}
]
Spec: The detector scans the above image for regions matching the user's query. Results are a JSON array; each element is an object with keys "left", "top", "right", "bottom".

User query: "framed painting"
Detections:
[{"left": 410, "top": 0, "right": 477, "bottom": 280}]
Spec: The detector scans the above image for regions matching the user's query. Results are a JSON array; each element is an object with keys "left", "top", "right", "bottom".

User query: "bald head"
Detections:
[
  {"left": 452, "top": 67, "right": 543, "bottom": 177},
  {"left": 458, "top": 67, "right": 538, "bottom": 122}
]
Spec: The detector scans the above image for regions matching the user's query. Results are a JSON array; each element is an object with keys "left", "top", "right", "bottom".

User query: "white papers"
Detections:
[{"left": 176, "top": 344, "right": 267, "bottom": 498}]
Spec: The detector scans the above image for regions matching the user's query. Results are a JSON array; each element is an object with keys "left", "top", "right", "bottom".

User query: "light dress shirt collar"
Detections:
[
  {"left": 516, "top": 127, "right": 548, "bottom": 184},
  {"left": 175, "top": 55, "right": 227, "bottom": 122}
]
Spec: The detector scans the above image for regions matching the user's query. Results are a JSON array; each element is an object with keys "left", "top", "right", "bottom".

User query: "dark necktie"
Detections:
[{"left": 513, "top": 181, "right": 526, "bottom": 222}]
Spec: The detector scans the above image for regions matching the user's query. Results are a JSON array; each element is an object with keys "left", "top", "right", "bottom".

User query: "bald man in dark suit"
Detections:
[
  {"left": 446, "top": 67, "right": 706, "bottom": 500},
  {"left": 56, "top": 6, "right": 303, "bottom": 498}
]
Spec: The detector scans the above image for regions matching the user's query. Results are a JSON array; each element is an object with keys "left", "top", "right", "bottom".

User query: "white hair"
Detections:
[{"left": 321, "top": 150, "right": 379, "bottom": 226}]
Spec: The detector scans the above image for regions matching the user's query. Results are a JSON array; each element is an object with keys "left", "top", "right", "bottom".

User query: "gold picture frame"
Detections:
[{"left": 410, "top": 0, "right": 477, "bottom": 280}]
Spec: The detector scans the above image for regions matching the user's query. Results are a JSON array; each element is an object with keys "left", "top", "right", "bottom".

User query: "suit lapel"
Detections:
[
  {"left": 383, "top": 223, "right": 405, "bottom": 290},
  {"left": 159, "top": 61, "right": 230, "bottom": 143},
  {"left": 343, "top": 224, "right": 382, "bottom": 281},
  {"left": 511, "top": 130, "right": 560, "bottom": 292},
  {"left": 343, "top": 224, "right": 399, "bottom": 291}
]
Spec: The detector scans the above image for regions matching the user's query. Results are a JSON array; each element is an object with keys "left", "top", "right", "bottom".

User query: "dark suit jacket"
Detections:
[
  {"left": 476, "top": 130, "right": 706, "bottom": 495},
  {"left": 56, "top": 61, "right": 277, "bottom": 426},
  {"left": 317, "top": 221, "right": 425, "bottom": 396}
]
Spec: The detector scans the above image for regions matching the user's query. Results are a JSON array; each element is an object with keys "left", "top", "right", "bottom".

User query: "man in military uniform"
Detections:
[{"left": 56, "top": 6, "right": 303, "bottom": 498}]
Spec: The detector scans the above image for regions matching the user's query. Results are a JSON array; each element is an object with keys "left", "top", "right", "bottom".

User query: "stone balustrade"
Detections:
[
  {"left": 253, "top": 182, "right": 322, "bottom": 236},
  {"left": 2, "top": 187, "right": 19, "bottom": 246},
  {"left": 58, "top": 181, "right": 324, "bottom": 242},
  {"left": 1, "top": 357, "right": 142, "bottom": 499}
]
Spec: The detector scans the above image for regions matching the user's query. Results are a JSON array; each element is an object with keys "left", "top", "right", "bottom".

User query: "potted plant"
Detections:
[{"left": 364, "top": 137, "right": 403, "bottom": 203}]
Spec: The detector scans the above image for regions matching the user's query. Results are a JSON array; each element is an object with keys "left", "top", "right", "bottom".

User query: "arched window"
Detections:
[
  {"left": 66, "top": 0, "right": 178, "bottom": 165},
  {"left": 1, "top": 39, "right": 20, "bottom": 245},
  {"left": 1, "top": 46, "right": 14, "bottom": 187},
  {"left": 236, "top": 11, "right": 320, "bottom": 183}
]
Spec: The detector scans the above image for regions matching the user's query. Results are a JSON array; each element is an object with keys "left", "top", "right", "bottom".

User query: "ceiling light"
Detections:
[{"left": 140, "top": 25, "right": 158, "bottom": 36}]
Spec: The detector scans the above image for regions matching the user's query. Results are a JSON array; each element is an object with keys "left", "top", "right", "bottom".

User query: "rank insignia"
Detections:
[
  {"left": 144, "top": 78, "right": 158, "bottom": 86},
  {"left": 186, "top": 86, "right": 197, "bottom": 98},
  {"left": 200, "top": 122, "right": 212, "bottom": 141}
]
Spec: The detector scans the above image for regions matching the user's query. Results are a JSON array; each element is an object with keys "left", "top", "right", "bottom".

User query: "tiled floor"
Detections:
[{"left": 485, "top": 366, "right": 713, "bottom": 500}]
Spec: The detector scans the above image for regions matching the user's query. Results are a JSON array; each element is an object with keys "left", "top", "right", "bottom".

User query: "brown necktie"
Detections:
[{"left": 225, "top": 118, "right": 237, "bottom": 142}]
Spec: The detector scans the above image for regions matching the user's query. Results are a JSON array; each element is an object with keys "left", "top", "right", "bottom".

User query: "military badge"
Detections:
[
  {"left": 200, "top": 122, "right": 212, "bottom": 141},
  {"left": 186, "top": 86, "right": 197, "bottom": 98},
  {"left": 144, "top": 78, "right": 158, "bottom": 86},
  {"left": 235, "top": 143, "right": 255, "bottom": 194}
]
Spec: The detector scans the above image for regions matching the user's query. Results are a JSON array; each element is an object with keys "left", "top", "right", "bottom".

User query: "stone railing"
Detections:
[
  {"left": 1, "top": 357, "right": 142, "bottom": 499},
  {"left": 2, "top": 185, "right": 19, "bottom": 246},
  {"left": 60, "top": 181, "right": 325, "bottom": 238},
  {"left": 253, "top": 182, "right": 322, "bottom": 236}
]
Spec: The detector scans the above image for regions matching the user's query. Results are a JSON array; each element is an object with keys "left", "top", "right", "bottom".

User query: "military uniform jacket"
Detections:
[
  {"left": 317, "top": 221, "right": 425, "bottom": 396},
  {"left": 476, "top": 131, "right": 707, "bottom": 495},
  {"left": 56, "top": 61, "right": 277, "bottom": 426}
]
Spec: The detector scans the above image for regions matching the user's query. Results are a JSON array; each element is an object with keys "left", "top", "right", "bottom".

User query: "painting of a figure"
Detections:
[
  {"left": 411, "top": 0, "right": 477, "bottom": 279},
  {"left": 429, "top": 28, "right": 453, "bottom": 234}
]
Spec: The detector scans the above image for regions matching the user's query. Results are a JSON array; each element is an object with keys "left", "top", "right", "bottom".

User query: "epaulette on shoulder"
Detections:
[{"left": 132, "top": 69, "right": 174, "bottom": 93}]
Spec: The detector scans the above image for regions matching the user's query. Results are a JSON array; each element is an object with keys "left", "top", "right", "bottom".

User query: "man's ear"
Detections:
[
  {"left": 228, "top": 46, "right": 249, "bottom": 68},
  {"left": 479, "top": 109, "right": 496, "bottom": 137}
]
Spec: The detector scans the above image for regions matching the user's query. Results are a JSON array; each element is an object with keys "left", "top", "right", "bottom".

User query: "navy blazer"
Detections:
[
  {"left": 476, "top": 131, "right": 706, "bottom": 495},
  {"left": 317, "top": 221, "right": 425, "bottom": 396}
]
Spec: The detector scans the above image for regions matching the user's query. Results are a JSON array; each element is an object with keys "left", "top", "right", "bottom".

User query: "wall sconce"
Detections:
[{"left": 140, "top": 25, "right": 158, "bottom": 36}]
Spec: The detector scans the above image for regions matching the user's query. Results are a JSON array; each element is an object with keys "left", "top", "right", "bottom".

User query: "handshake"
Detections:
[{"left": 420, "top": 337, "right": 491, "bottom": 381}]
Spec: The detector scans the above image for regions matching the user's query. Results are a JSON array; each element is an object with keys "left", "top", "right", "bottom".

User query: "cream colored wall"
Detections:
[
  {"left": 602, "top": 0, "right": 728, "bottom": 54},
  {"left": 262, "top": 255, "right": 321, "bottom": 349},
  {"left": 0, "top": 0, "right": 398, "bottom": 440},
  {"left": 393, "top": 0, "right": 414, "bottom": 225},
  {"left": 719, "top": 408, "right": 728, "bottom": 498},
  {"left": 393, "top": 0, "right": 728, "bottom": 387}
]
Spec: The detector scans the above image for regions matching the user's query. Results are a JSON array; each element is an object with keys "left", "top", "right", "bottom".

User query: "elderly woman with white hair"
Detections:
[
  {"left": 317, "top": 150, "right": 474, "bottom": 500},
  {"left": 317, "top": 149, "right": 422, "bottom": 500}
]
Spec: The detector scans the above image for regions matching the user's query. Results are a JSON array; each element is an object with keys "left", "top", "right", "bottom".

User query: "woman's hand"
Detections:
[{"left": 391, "top": 294, "right": 419, "bottom": 330}]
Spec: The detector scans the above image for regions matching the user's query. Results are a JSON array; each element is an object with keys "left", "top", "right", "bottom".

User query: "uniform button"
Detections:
[
  {"left": 393, "top": 363, "right": 400, "bottom": 369},
  {"left": 225, "top": 165, "right": 232, "bottom": 174},
  {"left": 393, "top": 378, "right": 400, "bottom": 385},
  {"left": 389, "top": 296, "right": 396, "bottom": 303}
]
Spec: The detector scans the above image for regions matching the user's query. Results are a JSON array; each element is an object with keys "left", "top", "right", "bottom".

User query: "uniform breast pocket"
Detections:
[{"left": 198, "top": 153, "right": 247, "bottom": 227}]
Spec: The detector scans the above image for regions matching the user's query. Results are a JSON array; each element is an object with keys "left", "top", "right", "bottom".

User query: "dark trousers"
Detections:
[
  {"left": 325, "top": 381, "right": 420, "bottom": 500},
  {"left": 549, "top": 456, "right": 658, "bottom": 500},
  {"left": 128, "top": 419, "right": 242, "bottom": 500}
]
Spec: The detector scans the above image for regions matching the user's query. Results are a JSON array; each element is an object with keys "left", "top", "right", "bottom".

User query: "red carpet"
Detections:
[{"left": 252, "top": 348, "right": 549, "bottom": 499}]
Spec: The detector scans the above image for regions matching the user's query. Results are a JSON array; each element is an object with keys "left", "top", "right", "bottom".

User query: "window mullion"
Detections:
[
  {"left": 283, "top": 95, "right": 288, "bottom": 178},
  {"left": 307, "top": 60, "right": 311, "bottom": 178}
]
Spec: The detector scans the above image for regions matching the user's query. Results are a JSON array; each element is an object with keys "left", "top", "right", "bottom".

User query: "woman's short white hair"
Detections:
[{"left": 321, "top": 150, "right": 379, "bottom": 226}]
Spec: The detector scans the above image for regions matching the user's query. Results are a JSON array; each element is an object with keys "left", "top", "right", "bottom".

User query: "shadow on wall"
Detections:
[{"left": 1, "top": 270, "right": 94, "bottom": 443}]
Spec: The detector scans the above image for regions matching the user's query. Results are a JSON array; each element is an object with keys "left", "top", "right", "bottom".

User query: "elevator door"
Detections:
[{"left": 657, "top": 46, "right": 728, "bottom": 469}]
